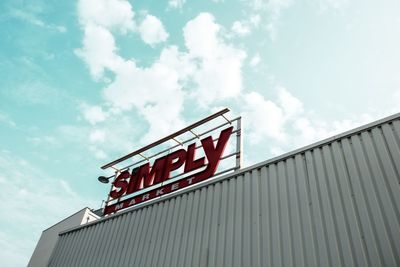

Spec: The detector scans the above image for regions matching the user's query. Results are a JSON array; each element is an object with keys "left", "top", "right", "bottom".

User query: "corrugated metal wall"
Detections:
[{"left": 48, "top": 115, "right": 400, "bottom": 267}]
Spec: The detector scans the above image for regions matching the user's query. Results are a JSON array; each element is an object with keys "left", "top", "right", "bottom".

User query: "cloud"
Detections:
[
  {"left": 241, "top": 87, "right": 377, "bottom": 157},
  {"left": 168, "top": 0, "right": 186, "bottom": 9},
  {"left": 0, "top": 112, "right": 16, "bottom": 128},
  {"left": 292, "top": 114, "right": 374, "bottom": 148},
  {"left": 80, "top": 103, "right": 109, "bottom": 125},
  {"left": 242, "top": 91, "right": 287, "bottom": 143},
  {"left": 89, "top": 129, "right": 106, "bottom": 143},
  {"left": 57, "top": 112, "right": 144, "bottom": 161},
  {"left": 27, "top": 136, "right": 57, "bottom": 147},
  {"left": 76, "top": 10, "right": 247, "bottom": 143},
  {"left": 231, "top": 14, "right": 261, "bottom": 37},
  {"left": 184, "top": 13, "right": 247, "bottom": 105},
  {"left": 250, "top": 14, "right": 261, "bottom": 26},
  {"left": 89, "top": 146, "right": 108, "bottom": 160},
  {"left": 317, "top": 0, "right": 349, "bottom": 11},
  {"left": 249, "top": 54, "right": 261, "bottom": 67},
  {"left": 75, "top": 0, "right": 169, "bottom": 81},
  {"left": 232, "top": 21, "right": 251, "bottom": 36},
  {"left": 75, "top": 23, "right": 124, "bottom": 80},
  {"left": 248, "top": 0, "right": 293, "bottom": 40},
  {"left": 77, "top": 0, "right": 135, "bottom": 34},
  {"left": 250, "top": 0, "right": 293, "bottom": 13},
  {"left": 9, "top": 8, "right": 67, "bottom": 33},
  {"left": 74, "top": 3, "right": 387, "bottom": 171},
  {"left": 0, "top": 152, "right": 96, "bottom": 267},
  {"left": 183, "top": 13, "right": 221, "bottom": 58},
  {"left": 277, "top": 86, "right": 303, "bottom": 118},
  {"left": 75, "top": 0, "right": 135, "bottom": 79},
  {"left": 73, "top": 10, "right": 250, "bottom": 165},
  {"left": 6, "top": 82, "right": 64, "bottom": 107},
  {"left": 102, "top": 56, "right": 186, "bottom": 143},
  {"left": 138, "top": 14, "right": 169, "bottom": 45},
  {"left": 266, "top": 0, "right": 293, "bottom": 15}
]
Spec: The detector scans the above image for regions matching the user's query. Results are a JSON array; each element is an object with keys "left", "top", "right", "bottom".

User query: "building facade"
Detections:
[{"left": 39, "top": 113, "right": 400, "bottom": 267}]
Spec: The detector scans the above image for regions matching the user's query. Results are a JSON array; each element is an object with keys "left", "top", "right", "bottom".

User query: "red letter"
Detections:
[
  {"left": 110, "top": 171, "right": 130, "bottom": 199},
  {"left": 127, "top": 156, "right": 167, "bottom": 194},
  {"left": 195, "top": 126, "right": 233, "bottom": 180},
  {"left": 184, "top": 143, "right": 205, "bottom": 173},
  {"left": 163, "top": 149, "right": 187, "bottom": 181}
]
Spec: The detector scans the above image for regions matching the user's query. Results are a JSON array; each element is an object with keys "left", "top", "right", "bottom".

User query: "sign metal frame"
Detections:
[{"left": 100, "top": 108, "right": 242, "bottom": 215}]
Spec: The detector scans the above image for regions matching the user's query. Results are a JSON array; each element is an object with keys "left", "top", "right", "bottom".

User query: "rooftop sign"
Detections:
[{"left": 100, "top": 109, "right": 242, "bottom": 215}]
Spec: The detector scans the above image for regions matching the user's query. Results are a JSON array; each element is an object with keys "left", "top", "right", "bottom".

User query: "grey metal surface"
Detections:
[
  {"left": 28, "top": 208, "right": 99, "bottom": 267},
  {"left": 48, "top": 114, "right": 400, "bottom": 267}
]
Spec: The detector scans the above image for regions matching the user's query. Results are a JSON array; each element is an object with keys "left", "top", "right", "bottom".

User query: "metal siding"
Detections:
[{"left": 48, "top": 118, "right": 400, "bottom": 267}]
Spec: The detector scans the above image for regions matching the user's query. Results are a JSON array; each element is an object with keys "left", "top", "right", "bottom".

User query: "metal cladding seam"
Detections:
[{"left": 48, "top": 117, "right": 400, "bottom": 267}]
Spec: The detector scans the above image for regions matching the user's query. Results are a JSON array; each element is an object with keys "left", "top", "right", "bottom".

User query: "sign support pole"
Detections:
[{"left": 236, "top": 117, "right": 243, "bottom": 169}]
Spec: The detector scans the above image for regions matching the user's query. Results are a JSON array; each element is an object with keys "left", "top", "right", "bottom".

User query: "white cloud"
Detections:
[
  {"left": 266, "top": 0, "right": 293, "bottom": 41},
  {"left": 241, "top": 87, "right": 377, "bottom": 156},
  {"left": 138, "top": 14, "right": 169, "bottom": 45},
  {"left": 75, "top": 24, "right": 123, "bottom": 80},
  {"left": 317, "top": 0, "right": 349, "bottom": 11},
  {"left": 0, "top": 112, "right": 16, "bottom": 128},
  {"left": 56, "top": 26, "right": 67, "bottom": 33},
  {"left": 10, "top": 82, "right": 63, "bottom": 106},
  {"left": 231, "top": 14, "right": 261, "bottom": 37},
  {"left": 192, "top": 50, "right": 246, "bottom": 105},
  {"left": 74, "top": 4, "right": 385, "bottom": 172},
  {"left": 267, "top": 0, "right": 293, "bottom": 15},
  {"left": 250, "top": 0, "right": 293, "bottom": 13},
  {"left": 158, "top": 45, "right": 196, "bottom": 80},
  {"left": 77, "top": 0, "right": 135, "bottom": 34},
  {"left": 266, "top": 22, "right": 278, "bottom": 41},
  {"left": 250, "top": 14, "right": 261, "bottom": 26},
  {"left": 10, "top": 8, "right": 67, "bottom": 33},
  {"left": 76, "top": 11, "right": 247, "bottom": 154},
  {"left": 183, "top": 13, "right": 221, "bottom": 59},
  {"left": 250, "top": 54, "right": 261, "bottom": 67},
  {"left": 293, "top": 114, "right": 374, "bottom": 147},
  {"left": 393, "top": 89, "right": 400, "bottom": 106},
  {"left": 89, "top": 129, "right": 106, "bottom": 143},
  {"left": 248, "top": 0, "right": 293, "bottom": 40},
  {"left": 58, "top": 113, "right": 146, "bottom": 162},
  {"left": 184, "top": 13, "right": 247, "bottom": 105},
  {"left": 277, "top": 87, "right": 303, "bottom": 118},
  {"left": 102, "top": 57, "right": 185, "bottom": 143},
  {"left": 27, "top": 136, "right": 57, "bottom": 147},
  {"left": 168, "top": 0, "right": 186, "bottom": 9},
  {"left": 76, "top": 0, "right": 135, "bottom": 79},
  {"left": 81, "top": 12, "right": 246, "bottom": 142},
  {"left": 232, "top": 21, "right": 251, "bottom": 36},
  {"left": 89, "top": 146, "right": 108, "bottom": 160},
  {"left": 80, "top": 103, "right": 108, "bottom": 125},
  {"left": 242, "top": 91, "right": 287, "bottom": 144}
]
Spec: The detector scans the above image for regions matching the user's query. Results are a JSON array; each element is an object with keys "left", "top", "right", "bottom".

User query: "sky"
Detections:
[{"left": 1, "top": 0, "right": 400, "bottom": 266}]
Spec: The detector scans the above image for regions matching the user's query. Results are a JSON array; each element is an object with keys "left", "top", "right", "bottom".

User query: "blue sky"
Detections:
[{"left": 1, "top": 0, "right": 400, "bottom": 266}]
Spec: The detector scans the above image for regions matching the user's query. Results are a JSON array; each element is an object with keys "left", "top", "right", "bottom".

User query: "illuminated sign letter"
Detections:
[
  {"left": 107, "top": 126, "right": 234, "bottom": 205},
  {"left": 109, "top": 171, "right": 130, "bottom": 199},
  {"left": 184, "top": 143, "right": 205, "bottom": 173},
  {"left": 162, "top": 149, "right": 187, "bottom": 181},
  {"left": 126, "top": 157, "right": 167, "bottom": 195},
  {"left": 195, "top": 126, "right": 233, "bottom": 180}
]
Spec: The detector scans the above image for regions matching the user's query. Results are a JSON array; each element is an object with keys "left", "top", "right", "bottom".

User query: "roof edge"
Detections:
[{"left": 42, "top": 207, "right": 94, "bottom": 232}]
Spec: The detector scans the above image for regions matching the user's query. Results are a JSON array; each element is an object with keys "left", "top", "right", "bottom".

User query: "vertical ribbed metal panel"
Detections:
[{"left": 48, "top": 116, "right": 400, "bottom": 267}]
